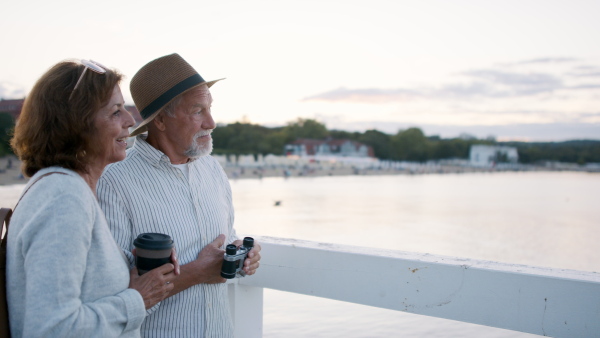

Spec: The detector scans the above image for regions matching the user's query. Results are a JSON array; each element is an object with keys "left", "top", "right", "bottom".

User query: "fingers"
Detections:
[
  {"left": 155, "top": 263, "right": 176, "bottom": 276},
  {"left": 243, "top": 243, "right": 261, "bottom": 275},
  {"left": 248, "top": 242, "right": 262, "bottom": 258},
  {"left": 170, "top": 248, "right": 181, "bottom": 275},
  {"left": 147, "top": 267, "right": 176, "bottom": 290},
  {"left": 245, "top": 251, "right": 261, "bottom": 265},
  {"left": 130, "top": 265, "right": 176, "bottom": 309},
  {"left": 211, "top": 234, "right": 226, "bottom": 248},
  {"left": 243, "top": 260, "right": 260, "bottom": 275},
  {"left": 129, "top": 267, "right": 140, "bottom": 279}
]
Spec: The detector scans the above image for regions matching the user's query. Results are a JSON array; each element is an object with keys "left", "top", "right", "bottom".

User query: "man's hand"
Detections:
[
  {"left": 159, "top": 234, "right": 240, "bottom": 296},
  {"left": 192, "top": 234, "right": 227, "bottom": 284},
  {"left": 232, "top": 239, "right": 262, "bottom": 276}
]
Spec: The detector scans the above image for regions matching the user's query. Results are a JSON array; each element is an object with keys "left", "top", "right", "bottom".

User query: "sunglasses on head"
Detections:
[{"left": 68, "top": 59, "right": 108, "bottom": 101}]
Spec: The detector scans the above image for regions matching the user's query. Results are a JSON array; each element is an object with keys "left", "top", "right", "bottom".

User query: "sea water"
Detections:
[
  {"left": 2, "top": 171, "right": 598, "bottom": 337},
  {"left": 229, "top": 172, "right": 599, "bottom": 337}
]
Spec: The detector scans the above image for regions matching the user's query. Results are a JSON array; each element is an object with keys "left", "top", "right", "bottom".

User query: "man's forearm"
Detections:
[{"left": 169, "top": 258, "right": 226, "bottom": 296}]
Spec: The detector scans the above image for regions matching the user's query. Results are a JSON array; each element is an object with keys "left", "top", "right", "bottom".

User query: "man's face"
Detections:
[{"left": 164, "top": 84, "right": 216, "bottom": 160}]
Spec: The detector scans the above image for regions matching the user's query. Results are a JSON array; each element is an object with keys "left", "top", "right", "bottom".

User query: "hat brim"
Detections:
[{"left": 129, "top": 78, "right": 224, "bottom": 137}]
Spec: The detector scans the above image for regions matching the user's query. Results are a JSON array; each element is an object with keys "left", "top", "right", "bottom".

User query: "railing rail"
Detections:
[{"left": 228, "top": 236, "right": 600, "bottom": 338}]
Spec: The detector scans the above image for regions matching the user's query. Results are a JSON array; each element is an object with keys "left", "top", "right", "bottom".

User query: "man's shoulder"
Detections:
[
  {"left": 193, "top": 156, "right": 228, "bottom": 175},
  {"left": 101, "top": 150, "right": 147, "bottom": 180},
  {"left": 193, "top": 155, "right": 223, "bottom": 168}
]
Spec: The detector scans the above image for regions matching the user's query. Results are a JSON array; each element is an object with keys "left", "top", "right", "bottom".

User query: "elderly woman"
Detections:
[{"left": 7, "top": 59, "right": 178, "bottom": 337}]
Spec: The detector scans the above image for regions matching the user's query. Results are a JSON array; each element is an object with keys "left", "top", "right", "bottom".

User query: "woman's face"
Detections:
[{"left": 89, "top": 85, "right": 135, "bottom": 168}]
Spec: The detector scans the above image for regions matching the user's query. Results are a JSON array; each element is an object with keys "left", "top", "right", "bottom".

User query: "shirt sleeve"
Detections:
[
  {"left": 97, "top": 177, "right": 135, "bottom": 267},
  {"left": 216, "top": 160, "right": 238, "bottom": 245},
  {"left": 98, "top": 175, "right": 162, "bottom": 316},
  {"left": 19, "top": 191, "right": 145, "bottom": 337}
]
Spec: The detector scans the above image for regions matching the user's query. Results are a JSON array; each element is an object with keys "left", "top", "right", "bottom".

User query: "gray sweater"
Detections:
[{"left": 6, "top": 167, "right": 146, "bottom": 337}]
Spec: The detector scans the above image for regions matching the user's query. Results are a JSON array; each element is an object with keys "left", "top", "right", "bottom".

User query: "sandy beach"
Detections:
[
  {"left": 0, "top": 156, "right": 419, "bottom": 185},
  {"left": 1, "top": 155, "right": 595, "bottom": 186},
  {"left": 0, "top": 156, "right": 27, "bottom": 186}
]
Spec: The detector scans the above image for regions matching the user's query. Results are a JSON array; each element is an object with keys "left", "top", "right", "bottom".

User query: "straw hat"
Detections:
[{"left": 129, "top": 53, "right": 224, "bottom": 137}]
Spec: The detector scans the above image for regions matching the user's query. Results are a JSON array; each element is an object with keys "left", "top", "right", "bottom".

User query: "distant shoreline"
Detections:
[{"left": 1, "top": 155, "right": 597, "bottom": 186}]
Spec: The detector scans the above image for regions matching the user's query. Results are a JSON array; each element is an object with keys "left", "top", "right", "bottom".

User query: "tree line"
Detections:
[
  {"left": 1, "top": 113, "right": 599, "bottom": 164},
  {"left": 212, "top": 118, "right": 600, "bottom": 165}
]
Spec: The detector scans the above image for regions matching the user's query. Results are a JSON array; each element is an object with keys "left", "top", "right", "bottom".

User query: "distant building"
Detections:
[
  {"left": 285, "top": 138, "right": 375, "bottom": 158},
  {"left": 469, "top": 145, "right": 518, "bottom": 166},
  {"left": 0, "top": 98, "right": 143, "bottom": 124},
  {"left": 0, "top": 99, "right": 24, "bottom": 120}
]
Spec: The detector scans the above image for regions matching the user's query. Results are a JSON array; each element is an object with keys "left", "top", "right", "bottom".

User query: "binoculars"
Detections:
[{"left": 221, "top": 237, "right": 254, "bottom": 279}]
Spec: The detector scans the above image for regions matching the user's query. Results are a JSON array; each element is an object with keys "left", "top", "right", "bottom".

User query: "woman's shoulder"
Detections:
[
  {"left": 11, "top": 167, "right": 97, "bottom": 237},
  {"left": 24, "top": 167, "right": 90, "bottom": 201},
  {"left": 30, "top": 166, "right": 83, "bottom": 185}
]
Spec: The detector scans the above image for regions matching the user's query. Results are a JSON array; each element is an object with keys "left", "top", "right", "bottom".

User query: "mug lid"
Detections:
[{"left": 133, "top": 232, "right": 174, "bottom": 250}]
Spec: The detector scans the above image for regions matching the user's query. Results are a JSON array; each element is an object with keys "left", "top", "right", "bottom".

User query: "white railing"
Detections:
[{"left": 228, "top": 236, "right": 600, "bottom": 338}]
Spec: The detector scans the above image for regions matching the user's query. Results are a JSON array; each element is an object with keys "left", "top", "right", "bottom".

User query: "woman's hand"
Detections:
[{"left": 129, "top": 264, "right": 176, "bottom": 309}]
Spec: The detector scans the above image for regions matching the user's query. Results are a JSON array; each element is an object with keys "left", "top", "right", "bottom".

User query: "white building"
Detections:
[{"left": 469, "top": 145, "right": 518, "bottom": 166}]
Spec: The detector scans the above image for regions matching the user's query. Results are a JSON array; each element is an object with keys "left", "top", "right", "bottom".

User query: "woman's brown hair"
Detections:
[{"left": 11, "top": 60, "right": 123, "bottom": 177}]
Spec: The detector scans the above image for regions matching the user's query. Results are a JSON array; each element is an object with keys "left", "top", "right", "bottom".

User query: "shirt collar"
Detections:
[
  {"left": 133, "top": 135, "right": 172, "bottom": 166},
  {"left": 132, "top": 135, "right": 201, "bottom": 166}
]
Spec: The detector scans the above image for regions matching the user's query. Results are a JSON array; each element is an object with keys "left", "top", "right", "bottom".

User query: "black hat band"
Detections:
[{"left": 139, "top": 73, "right": 204, "bottom": 119}]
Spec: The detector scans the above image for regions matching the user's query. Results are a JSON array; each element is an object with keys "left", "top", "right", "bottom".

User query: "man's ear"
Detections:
[{"left": 152, "top": 113, "right": 167, "bottom": 132}]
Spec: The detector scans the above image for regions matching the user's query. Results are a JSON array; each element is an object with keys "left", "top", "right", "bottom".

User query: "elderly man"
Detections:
[{"left": 97, "top": 53, "right": 261, "bottom": 337}]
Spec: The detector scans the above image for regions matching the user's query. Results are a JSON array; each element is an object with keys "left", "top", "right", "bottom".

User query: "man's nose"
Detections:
[{"left": 202, "top": 113, "right": 216, "bottom": 130}]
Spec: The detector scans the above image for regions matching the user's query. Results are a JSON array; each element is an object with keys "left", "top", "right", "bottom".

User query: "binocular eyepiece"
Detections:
[{"left": 220, "top": 237, "right": 254, "bottom": 279}]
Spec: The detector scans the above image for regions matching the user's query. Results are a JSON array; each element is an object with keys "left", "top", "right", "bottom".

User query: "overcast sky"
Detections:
[{"left": 1, "top": 0, "right": 599, "bottom": 141}]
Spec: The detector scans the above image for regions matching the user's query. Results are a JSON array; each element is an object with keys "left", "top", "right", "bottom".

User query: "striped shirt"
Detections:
[{"left": 97, "top": 136, "right": 237, "bottom": 338}]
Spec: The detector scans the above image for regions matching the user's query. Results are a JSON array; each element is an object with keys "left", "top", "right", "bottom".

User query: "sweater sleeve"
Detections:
[{"left": 18, "top": 191, "right": 145, "bottom": 337}]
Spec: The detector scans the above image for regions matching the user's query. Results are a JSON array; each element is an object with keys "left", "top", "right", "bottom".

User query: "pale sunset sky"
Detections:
[{"left": 1, "top": 0, "right": 599, "bottom": 141}]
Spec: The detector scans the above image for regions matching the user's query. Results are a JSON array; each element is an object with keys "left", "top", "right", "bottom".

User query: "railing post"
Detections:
[{"left": 227, "top": 280, "right": 264, "bottom": 338}]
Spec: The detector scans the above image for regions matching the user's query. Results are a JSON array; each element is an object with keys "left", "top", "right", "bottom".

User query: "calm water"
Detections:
[
  {"left": 229, "top": 171, "right": 599, "bottom": 337},
  {"left": 2, "top": 172, "right": 599, "bottom": 337}
]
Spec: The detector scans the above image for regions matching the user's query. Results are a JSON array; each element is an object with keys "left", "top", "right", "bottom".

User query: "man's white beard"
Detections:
[{"left": 184, "top": 131, "right": 213, "bottom": 159}]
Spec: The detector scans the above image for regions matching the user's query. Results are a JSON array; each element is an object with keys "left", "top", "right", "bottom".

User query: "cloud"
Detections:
[
  {"left": 302, "top": 87, "right": 418, "bottom": 103},
  {"left": 0, "top": 82, "right": 26, "bottom": 99},
  {"left": 459, "top": 70, "right": 563, "bottom": 96},
  {"left": 304, "top": 58, "right": 600, "bottom": 104},
  {"left": 569, "top": 84, "right": 600, "bottom": 90},
  {"left": 505, "top": 57, "right": 578, "bottom": 66},
  {"left": 573, "top": 72, "right": 600, "bottom": 78},
  {"left": 318, "top": 118, "right": 600, "bottom": 142},
  {"left": 304, "top": 70, "right": 568, "bottom": 102},
  {"left": 567, "top": 66, "right": 600, "bottom": 78}
]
